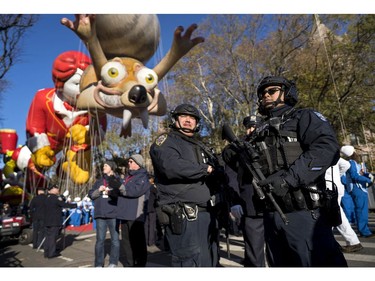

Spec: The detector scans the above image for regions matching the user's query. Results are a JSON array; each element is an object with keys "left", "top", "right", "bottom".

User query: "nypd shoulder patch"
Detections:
[
  {"left": 313, "top": 111, "right": 327, "bottom": 122},
  {"left": 155, "top": 134, "right": 168, "bottom": 146}
]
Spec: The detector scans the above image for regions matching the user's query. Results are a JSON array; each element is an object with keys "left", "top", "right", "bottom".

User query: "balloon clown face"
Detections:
[
  {"left": 25, "top": 50, "right": 106, "bottom": 185},
  {"left": 52, "top": 51, "right": 92, "bottom": 105}
]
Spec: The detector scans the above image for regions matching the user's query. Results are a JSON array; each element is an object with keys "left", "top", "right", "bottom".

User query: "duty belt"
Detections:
[{"left": 185, "top": 203, "right": 208, "bottom": 212}]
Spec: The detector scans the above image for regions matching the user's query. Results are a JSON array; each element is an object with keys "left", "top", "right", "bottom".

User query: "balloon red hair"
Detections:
[{"left": 52, "top": 51, "right": 91, "bottom": 89}]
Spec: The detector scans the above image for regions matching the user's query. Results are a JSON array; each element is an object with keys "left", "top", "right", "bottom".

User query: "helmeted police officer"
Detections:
[
  {"left": 222, "top": 115, "right": 266, "bottom": 267},
  {"left": 249, "top": 76, "right": 347, "bottom": 266},
  {"left": 149, "top": 103, "right": 219, "bottom": 267}
]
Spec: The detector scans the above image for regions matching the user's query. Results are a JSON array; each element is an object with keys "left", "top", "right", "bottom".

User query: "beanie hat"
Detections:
[
  {"left": 129, "top": 154, "right": 144, "bottom": 168},
  {"left": 104, "top": 160, "right": 117, "bottom": 171},
  {"left": 47, "top": 183, "right": 59, "bottom": 191},
  {"left": 341, "top": 145, "right": 355, "bottom": 157},
  {"left": 36, "top": 186, "right": 46, "bottom": 192}
]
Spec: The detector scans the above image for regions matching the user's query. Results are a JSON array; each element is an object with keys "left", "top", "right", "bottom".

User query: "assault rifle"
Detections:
[
  {"left": 199, "top": 145, "right": 233, "bottom": 258},
  {"left": 222, "top": 123, "right": 289, "bottom": 225}
]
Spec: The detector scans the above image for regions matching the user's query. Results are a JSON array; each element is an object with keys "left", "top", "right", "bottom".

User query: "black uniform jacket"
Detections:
[
  {"left": 261, "top": 104, "right": 340, "bottom": 188},
  {"left": 29, "top": 194, "right": 47, "bottom": 221},
  {"left": 224, "top": 162, "right": 264, "bottom": 217},
  {"left": 149, "top": 130, "right": 211, "bottom": 206},
  {"left": 44, "top": 194, "right": 77, "bottom": 227}
]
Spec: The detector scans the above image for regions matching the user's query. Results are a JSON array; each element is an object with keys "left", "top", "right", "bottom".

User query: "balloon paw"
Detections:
[{"left": 62, "top": 149, "right": 91, "bottom": 184}]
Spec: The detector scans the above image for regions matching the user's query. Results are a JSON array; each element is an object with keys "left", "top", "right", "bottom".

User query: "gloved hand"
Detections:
[
  {"left": 66, "top": 124, "right": 90, "bottom": 145},
  {"left": 368, "top": 181, "right": 374, "bottom": 188},
  {"left": 258, "top": 173, "right": 289, "bottom": 197},
  {"left": 222, "top": 145, "right": 238, "bottom": 166},
  {"left": 107, "top": 176, "right": 122, "bottom": 198},
  {"left": 230, "top": 205, "right": 244, "bottom": 219},
  {"left": 108, "top": 176, "right": 122, "bottom": 189},
  {"left": 32, "top": 145, "right": 55, "bottom": 168}
]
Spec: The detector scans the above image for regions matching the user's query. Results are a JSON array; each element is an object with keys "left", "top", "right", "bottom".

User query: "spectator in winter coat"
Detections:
[
  {"left": 118, "top": 154, "right": 151, "bottom": 267},
  {"left": 88, "top": 160, "right": 122, "bottom": 267}
]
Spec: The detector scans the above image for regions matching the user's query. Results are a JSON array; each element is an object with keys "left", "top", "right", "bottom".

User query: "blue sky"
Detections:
[
  {"left": 0, "top": 14, "right": 208, "bottom": 146},
  {"left": 0, "top": 0, "right": 371, "bottom": 147}
]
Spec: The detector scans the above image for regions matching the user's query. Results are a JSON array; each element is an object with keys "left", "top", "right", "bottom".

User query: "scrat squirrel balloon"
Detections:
[
  {"left": 61, "top": 14, "right": 204, "bottom": 136},
  {"left": 26, "top": 51, "right": 107, "bottom": 185}
]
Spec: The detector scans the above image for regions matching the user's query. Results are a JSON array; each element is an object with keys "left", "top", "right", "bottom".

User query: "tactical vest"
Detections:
[
  {"left": 256, "top": 129, "right": 303, "bottom": 177},
  {"left": 252, "top": 116, "right": 321, "bottom": 212}
]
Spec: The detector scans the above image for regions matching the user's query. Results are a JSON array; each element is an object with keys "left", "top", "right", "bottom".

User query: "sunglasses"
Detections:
[{"left": 262, "top": 87, "right": 282, "bottom": 96}]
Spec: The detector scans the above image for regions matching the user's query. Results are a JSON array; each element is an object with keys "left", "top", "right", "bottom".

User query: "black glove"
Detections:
[
  {"left": 368, "top": 181, "right": 374, "bottom": 188},
  {"left": 108, "top": 176, "right": 122, "bottom": 189},
  {"left": 107, "top": 176, "right": 122, "bottom": 198},
  {"left": 258, "top": 173, "right": 289, "bottom": 197},
  {"left": 222, "top": 145, "right": 238, "bottom": 166}
]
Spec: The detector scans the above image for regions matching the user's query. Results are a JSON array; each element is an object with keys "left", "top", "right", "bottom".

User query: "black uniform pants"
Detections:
[
  {"left": 242, "top": 216, "right": 265, "bottom": 267},
  {"left": 44, "top": 226, "right": 60, "bottom": 258},
  {"left": 165, "top": 211, "right": 218, "bottom": 267},
  {"left": 264, "top": 208, "right": 347, "bottom": 267},
  {"left": 120, "top": 220, "right": 147, "bottom": 267},
  {"left": 32, "top": 219, "right": 45, "bottom": 249}
]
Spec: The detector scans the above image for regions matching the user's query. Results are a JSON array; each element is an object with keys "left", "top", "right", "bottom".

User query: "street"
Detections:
[{"left": 1, "top": 213, "right": 375, "bottom": 268}]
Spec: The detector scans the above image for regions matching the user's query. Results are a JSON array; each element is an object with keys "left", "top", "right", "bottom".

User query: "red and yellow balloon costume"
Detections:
[{"left": 26, "top": 51, "right": 106, "bottom": 184}]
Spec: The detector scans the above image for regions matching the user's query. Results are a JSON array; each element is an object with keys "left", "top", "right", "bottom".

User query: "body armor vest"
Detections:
[
  {"left": 255, "top": 129, "right": 303, "bottom": 177},
  {"left": 252, "top": 116, "right": 320, "bottom": 212}
]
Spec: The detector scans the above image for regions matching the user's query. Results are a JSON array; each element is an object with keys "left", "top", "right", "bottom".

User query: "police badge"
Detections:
[{"left": 156, "top": 134, "right": 167, "bottom": 146}]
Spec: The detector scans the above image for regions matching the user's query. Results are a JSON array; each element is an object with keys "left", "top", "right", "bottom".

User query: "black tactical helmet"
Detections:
[
  {"left": 243, "top": 115, "right": 263, "bottom": 129},
  {"left": 256, "top": 76, "right": 298, "bottom": 106},
  {"left": 171, "top": 103, "right": 201, "bottom": 121}
]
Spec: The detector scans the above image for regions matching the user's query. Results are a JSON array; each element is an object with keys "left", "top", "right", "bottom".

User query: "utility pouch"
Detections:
[
  {"left": 183, "top": 204, "right": 198, "bottom": 221},
  {"left": 292, "top": 189, "right": 307, "bottom": 210},
  {"left": 170, "top": 204, "right": 185, "bottom": 235},
  {"left": 282, "top": 193, "right": 295, "bottom": 212},
  {"left": 321, "top": 188, "right": 342, "bottom": 227},
  {"left": 308, "top": 185, "right": 321, "bottom": 209},
  {"left": 157, "top": 205, "right": 170, "bottom": 225}
]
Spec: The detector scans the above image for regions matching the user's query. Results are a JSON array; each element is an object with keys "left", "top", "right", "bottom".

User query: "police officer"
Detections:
[
  {"left": 44, "top": 184, "right": 77, "bottom": 258},
  {"left": 149, "top": 103, "right": 218, "bottom": 267},
  {"left": 222, "top": 115, "right": 266, "bottom": 267},
  {"left": 251, "top": 76, "right": 346, "bottom": 266},
  {"left": 29, "top": 186, "right": 47, "bottom": 249}
]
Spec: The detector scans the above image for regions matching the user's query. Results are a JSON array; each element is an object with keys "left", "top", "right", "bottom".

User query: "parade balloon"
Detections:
[
  {"left": 61, "top": 14, "right": 204, "bottom": 137},
  {"left": 0, "top": 186, "right": 29, "bottom": 206},
  {"left": 25, "top": 51, "right": 107, "bottom": 185},
  {"left": 0, "top": 129, "right": 18, "bottom": 154},
  {"left": 95, "top": 14, "right": 160, "bottom": 63}
]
